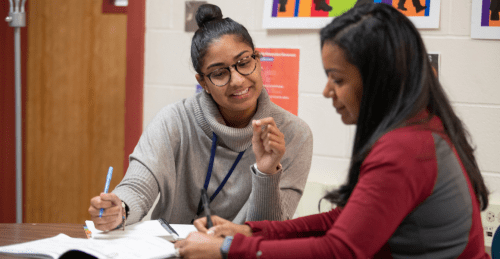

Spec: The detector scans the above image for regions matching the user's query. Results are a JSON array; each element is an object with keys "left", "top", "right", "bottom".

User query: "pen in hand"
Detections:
[
  {"left": 99, "top": 166, "right": 114, "bottom": 218},
  {"left": 201, "top": 188, "right": 213, "bottom": 228}
]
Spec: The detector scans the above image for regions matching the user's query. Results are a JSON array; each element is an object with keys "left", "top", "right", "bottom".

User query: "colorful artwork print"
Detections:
[
  {"left": 273, "top": 0, "right": 356, "bottom": 18},
  {"left": 271, "top": 0, "right": 431, "bottom": 18},
  {"left": 481, "top": 0, "right": 500, "bottom": 27},
  {"left": 263, "top": 0, "right": 440, "bottom": 28},
  {"left": 471, "top": 0, "right": 500, "bottom": 39},
  {"left": 391, "top": 0, "right": 430, "bottom": 17}
]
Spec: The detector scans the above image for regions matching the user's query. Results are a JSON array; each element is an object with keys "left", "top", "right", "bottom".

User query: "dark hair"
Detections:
[
  {"left": 191, "top": 4, "right": 255, "bottom": 74},
  {"left": 320, "top": 3, "right": 489, "bottom": 210}
]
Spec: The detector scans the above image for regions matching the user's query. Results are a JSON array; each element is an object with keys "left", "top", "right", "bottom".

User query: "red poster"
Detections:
[{"left": 257, "top": 48, "right": 299, "bottom": 115}]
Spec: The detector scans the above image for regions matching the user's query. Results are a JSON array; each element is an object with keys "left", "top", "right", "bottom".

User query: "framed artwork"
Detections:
[
  {"left": 262, "top": 0, "right": 441, "bottom": 29},
  {"left": 471, "top": 0, "right": 500, "bottom": 39}
]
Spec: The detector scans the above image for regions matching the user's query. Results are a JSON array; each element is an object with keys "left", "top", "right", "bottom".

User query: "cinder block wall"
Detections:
[{"left": 143, "top": 0, "right": 500, "bottom": 215}]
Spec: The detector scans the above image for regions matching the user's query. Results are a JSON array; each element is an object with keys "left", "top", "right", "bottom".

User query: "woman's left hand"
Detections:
[
  {"left": 174, "top": 232, "right": 224, "bottom": 259},
  {"left": 252, "top": 117, "right": 285, "bottom": 175}
]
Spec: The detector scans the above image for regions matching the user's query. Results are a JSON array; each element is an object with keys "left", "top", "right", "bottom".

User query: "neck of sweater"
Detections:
[{"left": 194, "top": 89, "right": 276, "bottom": 152}]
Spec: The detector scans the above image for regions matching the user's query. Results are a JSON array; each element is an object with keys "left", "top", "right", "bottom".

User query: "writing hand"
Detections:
[
  {"left": 174, "top": 232, "right": 224, "bottom": 259},
  {"left": 252, "top": 117, "right": 285, "bottom": 175},
  {"left": 193, "top": 215, "right": 252, "bottom": 238},
  {"left": 88, "top": 193, "right": 123, "bottom": 231}
]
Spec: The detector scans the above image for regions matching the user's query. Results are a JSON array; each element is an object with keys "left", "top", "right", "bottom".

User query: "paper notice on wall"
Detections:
[{"left": 256, "top": 48, "right": 299, "bottom": 115}]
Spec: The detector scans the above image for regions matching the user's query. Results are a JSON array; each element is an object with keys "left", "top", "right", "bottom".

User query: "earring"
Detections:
[{"left": 205, "top": 89, "right": 210, "bottom": 94}]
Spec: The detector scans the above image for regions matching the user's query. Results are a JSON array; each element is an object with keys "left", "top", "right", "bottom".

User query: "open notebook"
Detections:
[
  {"left": 0, "top": 233, "right": 178, "bottom": 259},
  {"left": 85, "top": 219, "right": 197, "bottom": 242}
]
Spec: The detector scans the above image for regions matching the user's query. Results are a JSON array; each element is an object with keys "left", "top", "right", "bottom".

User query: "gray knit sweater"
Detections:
[{"left": 113, "top": 90, "right": 313, "bottom": 225}]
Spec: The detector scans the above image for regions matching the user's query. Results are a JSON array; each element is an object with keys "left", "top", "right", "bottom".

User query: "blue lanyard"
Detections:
[{"left": 196, "top": 132, "right": 245, "bottom": 216}]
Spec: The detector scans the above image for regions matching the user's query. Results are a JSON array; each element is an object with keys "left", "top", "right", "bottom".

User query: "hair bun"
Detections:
[{"left": 195, "top": 4, "right": 223, "bottom": 28}]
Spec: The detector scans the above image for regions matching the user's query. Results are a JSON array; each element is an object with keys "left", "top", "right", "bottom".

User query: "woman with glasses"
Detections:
[
  {"left": 174, "top": 3, "right": 490, "bottom": 258},
  {"left": 88, "top": 4, "right": 313, "bottom": 230}
]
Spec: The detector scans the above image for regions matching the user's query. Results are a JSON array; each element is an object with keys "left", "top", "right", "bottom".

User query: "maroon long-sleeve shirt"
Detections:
[{"left": 229, "top": 113, "right": 490, "bottom": 258}]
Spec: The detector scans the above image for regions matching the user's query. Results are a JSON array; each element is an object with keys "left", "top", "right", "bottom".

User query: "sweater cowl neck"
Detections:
[{"left": 194, "top": 89, "right": 274, "bottom": 152}]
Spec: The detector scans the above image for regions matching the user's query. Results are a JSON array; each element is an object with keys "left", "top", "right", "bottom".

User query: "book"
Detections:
[
  {"left": 85, "top": 219, "right": 197, "bottom": 242},
  {"left": 0, "top": 233, "right": 178, "bottom": 259}
]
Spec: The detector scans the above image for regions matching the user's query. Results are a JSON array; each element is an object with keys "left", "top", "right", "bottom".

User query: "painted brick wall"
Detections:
[{"left": 143, "top": 0, "right": 500, "bottom": 209}]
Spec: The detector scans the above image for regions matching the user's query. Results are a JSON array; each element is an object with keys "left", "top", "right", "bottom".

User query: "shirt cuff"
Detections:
[{"left": 251, "top": 163, "right": 283, "bottom": 176}]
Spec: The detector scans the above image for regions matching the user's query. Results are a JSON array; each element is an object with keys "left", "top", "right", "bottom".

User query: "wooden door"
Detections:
[{"left": 25, "top": 0, "right": 127, "bottom": 223}]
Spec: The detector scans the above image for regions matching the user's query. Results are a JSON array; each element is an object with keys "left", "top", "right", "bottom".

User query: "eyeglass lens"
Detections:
[{"left": 209, "top": 56, "right": 256, "bottom": 86}]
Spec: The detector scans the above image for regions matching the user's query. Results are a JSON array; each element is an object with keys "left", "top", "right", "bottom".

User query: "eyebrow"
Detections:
[
  {"left": 324, "top": 68, "right": 339, "bottom": 76},
  {"left": 206, "top": 50, "right": 250, "bottom": 70}
]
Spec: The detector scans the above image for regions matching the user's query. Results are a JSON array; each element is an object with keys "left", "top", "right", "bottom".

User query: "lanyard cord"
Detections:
[{"left": 196, "top": 132, "right": 245, "bottom": 216}]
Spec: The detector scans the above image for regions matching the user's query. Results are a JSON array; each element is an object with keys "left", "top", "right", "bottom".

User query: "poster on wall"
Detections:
[
  {"left": 471, "top": 0, "right": 500, "bottom": 39},
  {"left": 262, "top": 0, "right": 441, "bottom": 29},
  {"left": 256, "top": 48, "right": 300, "bottom": 116}
]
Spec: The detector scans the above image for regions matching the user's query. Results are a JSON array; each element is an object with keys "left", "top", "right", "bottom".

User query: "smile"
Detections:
[{"left": 232, "top": 88, "right": 249, "bottom": 96}]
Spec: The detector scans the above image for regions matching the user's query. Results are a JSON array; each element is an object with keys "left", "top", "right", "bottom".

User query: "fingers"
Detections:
[
  {"left": 100, "top": 193, "right": 121, "bottom": 205},
  {"left": 261, "top": 128, "right": 285, "bottom": 153},
  {"left": 88, "top": 193, "right": 123, "bottom": 231},
  {"left": 253, "top": 118, "right": 284, "bottom": 153},
  {"left": 174, "top": 239, "right": 186, "bottom": 249},
  {"left": 210, "top": 215, "right": 229, "bottom": 225},
  {"left": 193, "top": 215, "right": 229, "bottom": 233},
  {"left": 252, "top": 117, "right": 286, "bottom": 174},
  {"left": 174, "top": 233, "right": 224, "bottom": 259},
  {"left": 88, "top": 193, "right": 120, "bottom": 217},
  {"left": 193, "top": 217, "right": 208, "bottom": 232},
  {"left": 91, "top": 215, "right": 122, "bottom": 231}
]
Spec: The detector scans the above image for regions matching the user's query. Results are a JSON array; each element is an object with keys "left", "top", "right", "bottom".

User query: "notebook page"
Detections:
[
  {"left": 0, "top": 233, "right": 177, "bottom": 259},
  {"left": 86, "top": 220, "right": 173, "bottom": 239},
  {"left": 170, "top": 224, "right": 198, "bottom": 240}
]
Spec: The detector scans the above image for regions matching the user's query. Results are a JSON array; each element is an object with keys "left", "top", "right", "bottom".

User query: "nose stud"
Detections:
[{"left": 329, "top": 90, "right": 335, "bottom": 97}]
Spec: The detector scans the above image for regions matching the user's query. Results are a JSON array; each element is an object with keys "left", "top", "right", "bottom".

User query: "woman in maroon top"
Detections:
[{"left": 175, "top": 3, "right": 491, "bottom": 258}]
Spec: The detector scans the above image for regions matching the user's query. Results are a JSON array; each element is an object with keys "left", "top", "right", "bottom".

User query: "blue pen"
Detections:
[{"left": 99, "top": 166, "right": 114, "bottom": 218}]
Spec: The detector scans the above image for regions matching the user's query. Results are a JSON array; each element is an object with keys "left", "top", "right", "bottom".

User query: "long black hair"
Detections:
[
  {"left": 321, "top": 3, "right": 489, "bottom": 210},
  {"left": 191, "top": 4, "right": 255, "bottom": 74}
]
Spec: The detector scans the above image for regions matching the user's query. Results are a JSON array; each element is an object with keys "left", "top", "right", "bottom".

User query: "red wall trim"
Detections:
[
  {"left": 102, "top": 0, "right": 127, "bottom": 14},
  {"left": 124, "top": 0, "right": 145, "bottom": 174},
  {"left": 0, "top": 2, "right": 28, "bottom": 223}
]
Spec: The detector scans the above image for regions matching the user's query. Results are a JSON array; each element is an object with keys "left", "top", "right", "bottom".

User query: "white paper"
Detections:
[
  {"left": 86, "top": 220, "right": 172, "bottom": 239},
  {"left": 170, "top": 224, "right": 198, "bottom": 240},
  {"left": 0, "top": 233, "right": 177, "bottom": 259}
]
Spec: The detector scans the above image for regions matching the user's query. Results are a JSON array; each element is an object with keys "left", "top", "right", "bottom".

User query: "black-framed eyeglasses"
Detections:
[{"left": 200, "top": 54, "right": 258, "bottom": 87}]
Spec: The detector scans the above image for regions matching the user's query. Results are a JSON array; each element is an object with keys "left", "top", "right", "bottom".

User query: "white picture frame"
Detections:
[
  {"left": 262, "top": 0, "right": 441, "bottom": 29},
  {"left": 471, "top": 0, "right": 500, "bottom": 40}
]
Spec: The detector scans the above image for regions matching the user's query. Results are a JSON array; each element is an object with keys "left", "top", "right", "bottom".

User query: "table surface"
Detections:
[
  {"left": 0, "top": 223, "right": 87, "bottom": 259},
  {"left": 0, "top": 223, "right": 492, "bottom": 258}
]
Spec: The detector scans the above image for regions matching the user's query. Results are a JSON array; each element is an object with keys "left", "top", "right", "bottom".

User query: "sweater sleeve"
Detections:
[
  {"left": 232, "top": 121, "right": 313, "bottom": 223},
  {"left": 228, "top": 133, "right": 437, "bottom": 258},
  {"left": 112, "top": 105, "right": 182, "bottom": 225}
]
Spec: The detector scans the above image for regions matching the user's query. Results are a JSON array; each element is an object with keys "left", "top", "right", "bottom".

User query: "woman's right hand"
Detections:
[
  {"left": 88, "top": 193, "right": 123, "bottom": 231},
  {"left": 193, "top": 215, "right": 252, "bottom": 238}
]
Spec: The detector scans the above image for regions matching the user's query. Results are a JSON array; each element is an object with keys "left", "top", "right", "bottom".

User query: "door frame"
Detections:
[{"left": 0, "top": 0, "right": 145, "bottom": 223}]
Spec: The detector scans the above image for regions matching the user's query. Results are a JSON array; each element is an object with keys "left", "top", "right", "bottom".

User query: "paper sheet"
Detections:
[
  {"left": 86, "top": 220, "right": 173, "bottom": 239},
  {"left": 0, "top": 233, "right": 177, "bottom": 259}
]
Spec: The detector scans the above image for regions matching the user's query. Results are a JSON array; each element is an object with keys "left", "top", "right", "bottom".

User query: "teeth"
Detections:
[{"left": 233, "top": 88, "right": 249, "bottom": 96}]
